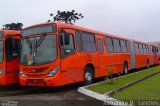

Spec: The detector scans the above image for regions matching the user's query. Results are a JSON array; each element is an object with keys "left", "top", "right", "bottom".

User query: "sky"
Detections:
[{"left": 0, "top": 0, "right": 160, "bottom": 42}]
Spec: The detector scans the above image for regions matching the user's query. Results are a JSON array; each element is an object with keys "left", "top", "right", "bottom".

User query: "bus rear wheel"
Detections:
[
  {"left": 84, "top": 67, "right": 94, "bottom": 85},
  {"left": 146, "top": 60, "right": 150, "bottom": 68},
  {"left": 158, "top": 59, "right": 160, "bottom": 65},
  {"left": 123, "top": 62, "right": 128, "bottom": 74}
]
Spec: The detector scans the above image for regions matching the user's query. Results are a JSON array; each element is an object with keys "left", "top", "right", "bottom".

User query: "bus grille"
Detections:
[{"left": 23, "top": 67, "right": 48, "bottom": 73}]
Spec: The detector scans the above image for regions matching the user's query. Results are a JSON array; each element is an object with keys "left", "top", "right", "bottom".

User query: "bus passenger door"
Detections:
[
  {"left": 96, "top": 36, "right": 106, "bottom": 77},
  {"left": 59, "top": 30, "right": 83, "bottom": 84},
  {"left": 5, "top": 37, "right": 19, "bottom": 83}
]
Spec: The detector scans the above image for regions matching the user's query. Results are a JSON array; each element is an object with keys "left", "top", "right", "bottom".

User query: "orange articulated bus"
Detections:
[
  {"left": 0, "top": 30, "right": 21, "bottom": 85},
  {"left": 19, "top": 22, "right": 154, "bottom": 87},
  {"left": 19, "top": 22, "right": 132, "bottom": 86},
  {"left": 153, "top": 45, "right": 160, "bottom": 65},
  {"left": 129, "top": 40, "right": 154, "bottom": 69}
]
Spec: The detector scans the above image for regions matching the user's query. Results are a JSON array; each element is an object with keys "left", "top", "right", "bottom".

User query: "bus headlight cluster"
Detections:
[
  {"left": 19, "top": 71, "right": 26, "bottom": 77},
  {"left": 46, "top": 66, "right": 59, "bottom": 77},
  {"left": 0, "top": 68, "right": 5, "bottom": 76}
]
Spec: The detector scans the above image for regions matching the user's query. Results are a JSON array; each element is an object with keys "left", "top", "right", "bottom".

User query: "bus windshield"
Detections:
[
  {"left": 20, "top": 34, "right": 57, "bottom": 65},
  {"left": 0, "top": 41, "right": 3, "bottom": 63}
]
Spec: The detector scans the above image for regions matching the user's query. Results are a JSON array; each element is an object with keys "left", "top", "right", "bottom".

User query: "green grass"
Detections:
[
  {"left": 112, "top": 73, "right": 160, "bottom": 100},
  {"left": 87, "top": 66, "right": 160, "bottom": 94}
]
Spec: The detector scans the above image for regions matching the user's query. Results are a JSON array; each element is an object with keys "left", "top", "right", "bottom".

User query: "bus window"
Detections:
[
  {"left": 145, "top": 45, "right": 148, "bottom": 53},
  {"left": 97, "top": 39, "right": 104, "bottom": 52},
  {"left": 146, "top": 45, "right": 149, "bottom": 53},
  {"left": 0, "top": 41, "right": 3, "bottom": 63},
  {"left": 106, "top": 37, "right": 113, "bottom": 52},
  {"left": 149, "top": 46, "right": 153, "bottom": 54},
  {"left": 75, "top": 31, "right": 82, "bottom": 52},
  {"left": 81, "top": 33, "right": 96, "bottom": 52},
  {"left": 143, "top": 45, "right": 146, "bottom": 53},
  {"left": 135, "top": 43, "right": 139, "bottom": 53},
  {"left": 120, "top": 40, "right": 127, "bottom": 53},
  {"left": 60, "top": 33, "right": 75, "bottom": 58},
  {"left": 140, "top": 44, "right": 144, "bottom": 53},
  {"left": 113, "top": 38, "right": 121, "bottom": 53}
]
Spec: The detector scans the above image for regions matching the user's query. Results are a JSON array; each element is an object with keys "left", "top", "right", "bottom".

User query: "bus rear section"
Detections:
[
  {"left": 130, "top": 40, "right": 154, "bottom": 69},
  {"left": 0, "top": 30, "right": 21, "bottom": 85},
  {"left": 153, "top": 45, "right": 160, "bottom": 65}
]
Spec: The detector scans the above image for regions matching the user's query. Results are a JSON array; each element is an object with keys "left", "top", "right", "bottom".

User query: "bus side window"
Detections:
[
  {"left": 157, "top": 48, "right": 159, "bottom": 53},
  {"left": 106, "top": 37, "right": 113, "bottom": 53},
  {"left": 135, "top": 43, "right": 139, "bottom": 54},
  {"left": 5, "top": 38, "right": 19, "bottom": 61},
  {"left": 97, "top": 39, "right": 104, "bottom": 52},
  {"left": 81, "top": 32, "right": 96, "bottom": 53},
  {"left": 120, "top": 40, "right": 127, "bottom": 53},
  {"left": 139, "top": 44, "right": 143, "bottom": 53},
  {"left": 60, "top": 33, "right": 75, "bottom": 58},
  {"left": 143, "top": 45, "right": 146, "bottom": 53},
  {"left": 113, "top": 38, "right": 121, "bottom": 53},
  {"left": 75, "top": 31, "right": 82, "bottom": 52}
]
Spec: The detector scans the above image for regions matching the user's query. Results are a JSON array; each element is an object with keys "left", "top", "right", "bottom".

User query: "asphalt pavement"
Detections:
[{"left": 0, "top": 83, "right": 104, "bottom": 106}]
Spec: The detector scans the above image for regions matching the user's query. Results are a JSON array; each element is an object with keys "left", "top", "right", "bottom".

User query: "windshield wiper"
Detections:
[
  {"left": 25, "top": 38, "right": 32, "bottom": 48},
  {"left": 35, "top": 33, "right": 47, "bottom": 47}
]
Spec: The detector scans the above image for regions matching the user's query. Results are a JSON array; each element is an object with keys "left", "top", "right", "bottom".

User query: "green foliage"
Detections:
[
  {"left": 112, "top": 73, "right": 160, "bottom": 100},
  {"left": 48, "top": 10, "right": 84, "bottom": 24},
  {"left": 2, "top": 23, "right": 23, "bottom": 30}
]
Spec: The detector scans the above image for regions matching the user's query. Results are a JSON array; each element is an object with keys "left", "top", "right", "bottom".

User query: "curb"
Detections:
[
  {"left": 78, "top": 87, "right": 131, "bottom": 106},
  {"left": 78, "top": 87, "right": 106, "bottom": 101}
]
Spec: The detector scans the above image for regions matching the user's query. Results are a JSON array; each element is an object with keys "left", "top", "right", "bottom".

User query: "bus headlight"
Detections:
[
  {"left": 19, "top": 71, "right": 26, "bottom": 77},
  {"left": 0, "top": 68, "right": 5, "bottom": 76},
  {"left": 46, "top": 66, "right": 59, "bottom": 77}
]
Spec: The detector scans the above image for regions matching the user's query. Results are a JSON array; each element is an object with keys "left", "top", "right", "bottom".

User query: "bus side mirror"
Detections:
[{"left": 65, "top": 33, "right": 70, "bottom": 45}]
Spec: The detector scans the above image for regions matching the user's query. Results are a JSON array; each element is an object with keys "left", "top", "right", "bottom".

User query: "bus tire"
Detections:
[
  {"left": 158, "top": 59, "right": 160, "bottom": 65},
  {"left": 146, "top": 60, "right": 150, "bottom": 68},
  {"left": 123, "top": 62, "right": 128, "bottom": 74},
  {"left": 84, "top": 67, "right": 94, "bottom": 85}
]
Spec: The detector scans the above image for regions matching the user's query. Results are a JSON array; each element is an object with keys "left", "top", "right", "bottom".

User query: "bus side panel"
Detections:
[
  {"left": 105, "top": 53, "right": 130, "bottom": 74},
  {"left": 6, "top": 58, "right": 19, "bottom": 84},
  {"left": 104, "top": 39, "right": 131, "bottom": 74},
  {"left": 60, "top": 53, "right": 84, "bottom": 84},
  {"left": 135, "top": 54, "right": 146, "bottom": 68},
  {"left": 154, "top": 56, "right": 158, "bottom": 64},
  {"left": 149, "top": 54, "right": 154, "bottom": 66}
]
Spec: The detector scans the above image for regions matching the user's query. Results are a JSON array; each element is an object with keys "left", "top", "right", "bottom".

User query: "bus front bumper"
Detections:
[{"left": 19, "top": 76, "right": 63, "bottom": 87}]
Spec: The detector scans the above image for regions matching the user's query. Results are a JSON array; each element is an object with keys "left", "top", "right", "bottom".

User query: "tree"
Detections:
[
  {"left": 48, "top": 10, "right": 84, "bottom": 24},
  {"left": 2, "top": 23, "right": 23, "bottom": 30}
]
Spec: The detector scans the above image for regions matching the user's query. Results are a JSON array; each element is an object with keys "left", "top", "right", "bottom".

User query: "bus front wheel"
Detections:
[{"left": 84, "top": 67, "right": 94, "bottom": 85}]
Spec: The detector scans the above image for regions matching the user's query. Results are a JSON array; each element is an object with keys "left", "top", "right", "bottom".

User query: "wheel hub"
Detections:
[{"left": 85, "top": 72, "right": 92, "bottom": 82}]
